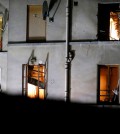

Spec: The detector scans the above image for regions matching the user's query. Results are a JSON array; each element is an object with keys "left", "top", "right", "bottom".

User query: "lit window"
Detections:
[
  {"left": 97, "top": 65, "right": 119, "bottom": 104},
  {"left": 98, "top": 3, "right": 120, "bottom": 41},
  {"left": 22, "top": 64, "right": 48, "bottom": 100}
]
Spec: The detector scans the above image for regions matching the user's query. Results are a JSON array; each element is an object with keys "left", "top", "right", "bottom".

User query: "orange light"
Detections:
[
  {"left": 39, "top": 89, "right": 44, "bottom": 99},
  {"left": 27, "top": 83, "right": 37, "bottom": 98},
  {"left": 110, "top": 12, "right": 119, "bottom": 40}
]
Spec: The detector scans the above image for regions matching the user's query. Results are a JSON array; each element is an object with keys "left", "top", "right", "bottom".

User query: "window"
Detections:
[
  {"left": 27, "top": 5, "right": 46, "bottom": 42},
  {"left": 0, "top": 16, "right": 3, "bottom": 50},
  {"left": 22, "top": 63, "right": 48, "bottom": 100},
  {"left": 97, "top": 65, "right": 119, "bottom": 104},
  {"left": 0, "top": 68, "right": 1, "bottom": 90},
  {"left": 98, "top": 3, "right": 120, "bottom": 41}
]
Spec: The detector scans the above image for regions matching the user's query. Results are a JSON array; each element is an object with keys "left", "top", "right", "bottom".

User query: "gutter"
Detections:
[{"left": 65, "top": 0, "right": 70, "bottom": 102}]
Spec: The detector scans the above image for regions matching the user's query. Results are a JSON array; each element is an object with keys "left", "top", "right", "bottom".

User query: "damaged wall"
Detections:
[
  {"left": 9, "top": 0, "right": 99, "bottom": 42},
  {"left": 71, "top": 42, "right": 120, "bottom": 103},
  {"left": 6, "top": 0, "right": 120, "bottom": 103},
  {"left": 8, "top": 0, "right": 120, "bottom": 41},
  {"left": 7, "top": 43, "right": 65, "bottom": 100},
  {"left": 7, "top": 42, "right": 120, "bottom": 103}
]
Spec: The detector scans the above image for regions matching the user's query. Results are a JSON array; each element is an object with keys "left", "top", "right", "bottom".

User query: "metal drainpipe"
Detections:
[{"left": 65, "top": 0, "right": 70, "bottom": 102}]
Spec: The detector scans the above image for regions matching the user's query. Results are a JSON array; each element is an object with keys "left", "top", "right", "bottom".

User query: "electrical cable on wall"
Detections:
[{"left": 49, "top": 0, "right": 61, "bottom": 22}]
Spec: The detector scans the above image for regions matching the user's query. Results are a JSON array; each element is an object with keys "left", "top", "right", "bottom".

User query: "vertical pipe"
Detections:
[{"left": 65, "top": 0, "right": 70, "bottom": 102}]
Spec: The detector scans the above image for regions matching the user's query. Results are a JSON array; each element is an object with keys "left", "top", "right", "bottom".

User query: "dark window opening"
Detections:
[
  {"left": 97, "top": 65, "right": 119, "bottom": 104},
  {"left": 98, "top": 3, "right": 120, "bottom": 41}
]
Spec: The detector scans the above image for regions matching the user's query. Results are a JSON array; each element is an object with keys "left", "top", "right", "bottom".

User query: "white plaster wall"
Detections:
[
  {"left": 70, "top": 41, "right": 120, "bottom": 103},
  {"left": 0, "top": 52, "right": 7, "bottom": 92},
  {"left": 9, "top": 0, "right": 120, "bottom": 42},
  {"left": 7, "top": 43, "right": 65, "bottom": 100},
  {"left": 47, "top": 0, "right": 66, "bottom": 40},
  {"left": 6, "top": 0, "right": 120, "bottom": 104},
  {"left": 9, "top": 0, "right": 66, "bottom": 42},
  {"left": 72, "top": 0, "right": 98, "bottom": 40},
  {"left": 9, "top": 0, "right": 100, "bottom": 41},
  {"left": 9, "top": 0, "right": 27, "bottom": 42},
  {"left": 7, "top": 42, "right": 120, "bottom": 103}
]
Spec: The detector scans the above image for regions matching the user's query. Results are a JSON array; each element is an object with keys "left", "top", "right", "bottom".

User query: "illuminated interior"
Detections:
[
  {"left": 0, "top": 16, "right": 2, "bottom": 50},
  {"left": 27, "top": 65, "right": 46, "bottom": 100},
  {"left": 100, "top": 68, "right": 108, "bottom": 101},
  {"left": 28, "top": 83, "right": 37, "bottom": 98},
  {"left": 27, "top": 83, "right": 45, "bottom": 99},
  {"left": 110, "top": 12, "right": 120, "bottom": 40},
  {"left": 99, "top": 65, "right": 119, "bottom": 102}
]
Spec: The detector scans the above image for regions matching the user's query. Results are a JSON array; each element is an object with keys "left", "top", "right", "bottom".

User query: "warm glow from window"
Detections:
[
  {"left": 39, "top": 89, "right": 44, "bottom": 100},
  {"left": 110, "top": 18, "right": 119, "bottom": 40},
  {"left": 100, "top": 74, "right": 107, "bottom": 101},
  {"left": 110, "top": 12, "right": 119, "bottom": 40},
  {"left": 27, "top": 83, "right": 45, "bottom": 99},
  {"left": 28, "top": 83, "right": 37, "bottom": 98}
]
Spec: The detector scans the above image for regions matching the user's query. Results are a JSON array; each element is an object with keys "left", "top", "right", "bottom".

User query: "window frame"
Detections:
[
  {"left": 22, "top": 63, "right": 48, "bottom": 100},
  {"left": 0, "top": 15, "right": 3, "bottom": 50},
  {"left": 98, "top": 3, "right": 120, "bottom": 41},
  {"left": 26, "top": 5, "right": 46, "bottom": 42},
  {"left": 97, "top": 64, "right": 119, "bottom": 105}
]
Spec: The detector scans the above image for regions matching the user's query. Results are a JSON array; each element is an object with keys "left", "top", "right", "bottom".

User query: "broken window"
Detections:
[
  {"left": 98, "top": 3, "right": 120, "bottom": 41},
  {"left": 22, "top": 63, "right": 48, "bottom": 100},
  {"left": 22, "top": 53, "right": 49, "bottom": 100},
  {"left": 27, "top": 5, "right": 46, "bottom": 42},
  {"left": 97, "top": 65, "right": 119, "bottom": 104}
]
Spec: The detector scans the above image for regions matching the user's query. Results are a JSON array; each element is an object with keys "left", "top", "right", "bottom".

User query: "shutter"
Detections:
[{"left": 98, "top": 4, "right": 110, "bottom": 41}]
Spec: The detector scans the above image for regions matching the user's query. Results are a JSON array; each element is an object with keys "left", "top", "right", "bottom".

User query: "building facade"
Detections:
[{"left": 0, "top": 0, "right": 120, "bottom": 105}]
